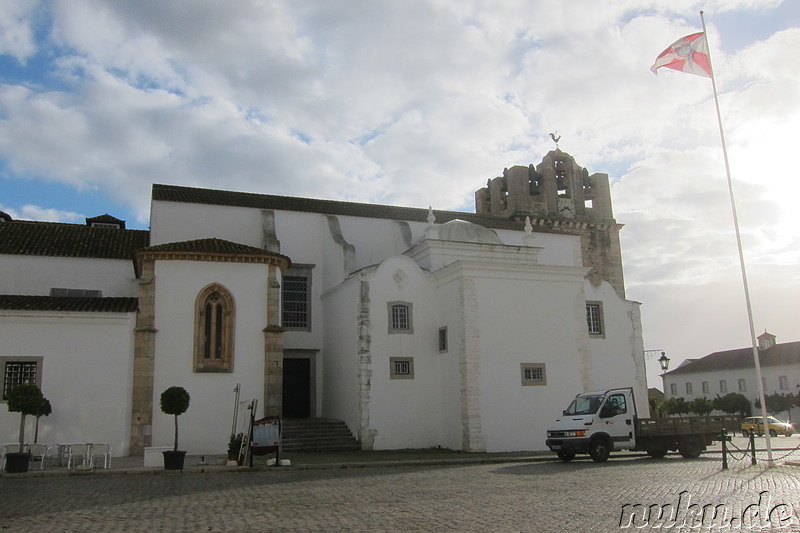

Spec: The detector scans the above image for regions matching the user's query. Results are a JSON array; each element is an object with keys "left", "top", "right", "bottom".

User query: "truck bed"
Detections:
[{"left": 636, "top": 415, "right": 741, "bottom": 437}]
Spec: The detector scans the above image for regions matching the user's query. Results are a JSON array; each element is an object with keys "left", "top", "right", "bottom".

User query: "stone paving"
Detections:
[{"left": 1, "top": 440, "right": 800, "bottom": 532}]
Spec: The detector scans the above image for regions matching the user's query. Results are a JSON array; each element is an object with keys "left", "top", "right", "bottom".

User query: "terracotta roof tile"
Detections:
[
  {"left": 142, "top": 238, "right": 273, "bottom": 256},
  {"left": 665, "top": 341, "right": 800, "bottom": 375},
  {"left": 0, "top": 220, "right": 149, "bottom": 259},
  {"left": 0, "top": 295, "right": 138, "bottom": 313}
]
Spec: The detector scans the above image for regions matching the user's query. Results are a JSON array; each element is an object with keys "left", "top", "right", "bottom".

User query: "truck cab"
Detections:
[{"left": 546, "top": 388, "right": 636, "bottom": 462}]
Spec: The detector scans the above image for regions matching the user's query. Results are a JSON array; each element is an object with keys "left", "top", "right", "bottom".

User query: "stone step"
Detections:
[{"left": 280, "top": 418, "right": 361, "bottom": 452}]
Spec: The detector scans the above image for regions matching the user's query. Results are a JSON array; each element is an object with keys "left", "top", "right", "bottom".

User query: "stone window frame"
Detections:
[
  {"left": 1, "top": 356, "right": 43, "bottom": 402},
  {"left": 282, "top": 265, "right": 313, "bottom": 331},
  {"left": 702, "top": 381, "right": 709, "bottom": 394},
  {"left": 388, "top": 302, "right": 413, "bottom": 334},
  {"left": 520, "top": 363, "right": 547, "bottom": 386},
  {"left": 438, "top": 326, "right": 448, "bottom": 353},
  {"left": 738, "top": 378, "right": 747, "bottom": 393},
  {"left": 389, "top": 357, "right": 414, "bottom": 379},
  {"left": 719, "top": 380, "right": 727, "bottom": 393},
  {"left": 670, "top": 383, "right": 678, "bottom": 396},
  {"left": 585, "top": 301, "right": 604, "bottom": 338},
  {"left": 779, "top": 375, "right": 789, "bottom": 390},
  {"left": 194, "top": 283, "right": 236, "bottom": 373},
  {"left": 685, "top": 382, "right": 693, "bottom": 395}
]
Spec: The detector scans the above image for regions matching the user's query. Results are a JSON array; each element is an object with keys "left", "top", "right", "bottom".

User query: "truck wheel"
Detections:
[
  {"left": 589, "top": 438, "right": 610, "bottom": 463},
  {"left": 556, "top": 451, "right": 576, "bottom": 462},
  {"left": 678, "top": 436, "right": 703, "bottom": 458},
  {"left": 769, "top": 429, "right": 778, "bottom": 437},
  {"left": 741, "top": 429, "right": 749, "bottom": 437},
  {"left": 646, "top": 447, "right": 668, "bottom": 459}
]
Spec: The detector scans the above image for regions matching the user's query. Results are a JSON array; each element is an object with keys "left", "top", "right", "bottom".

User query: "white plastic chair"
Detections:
[
  {"left": 67, "top": 443, "right": 90, "bottom": 469},
  {"left": 1, "top": 443, "right": 23, "bottom": 470},
  {"left": 89, "top": 443, "right": 112, "bottom": 469},
  {"left": 28, "top": 443, "right": 54, "bottom": 470}
]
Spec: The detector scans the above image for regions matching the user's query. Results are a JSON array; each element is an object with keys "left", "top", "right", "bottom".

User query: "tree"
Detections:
[
  {"left": 688, "top": 397, "right": 714, "bottom": 416},
  {"left": 754, "top": 392, "right": 795, "bottom": 421},
  {"left": 662, "top": 397, "right": 690, "bottom": 416},
  {"left": 7, "top": 383, "right": 45, "bottom": 449},
  {"left": 33, "top": 397, "right": 52, "bottom": 444},
  {"left": 160, "top": 386, "right": 190, "bottom": 452},
  {"left": 712, "top": 393, "right": 751, "bottom": 417}
]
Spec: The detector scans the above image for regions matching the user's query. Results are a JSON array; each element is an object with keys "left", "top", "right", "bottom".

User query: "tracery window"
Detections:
[{"left": 194, "top": 284, "right": 235, "bottom": 372}]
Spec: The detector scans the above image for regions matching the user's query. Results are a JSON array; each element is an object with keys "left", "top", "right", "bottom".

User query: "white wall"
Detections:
[
  {"left": 0, "top": 310, "right": 135, "bottom": 456},
  {"left": 0, "top": 255, "right": 138, "bottom": 297},
  {"left": 149, "top": 260, "right": 271, "bottom": 455}
]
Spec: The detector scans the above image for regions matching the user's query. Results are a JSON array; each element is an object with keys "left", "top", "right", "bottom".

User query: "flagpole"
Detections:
[{"left": 699, "top": 10, "right": 773, "bottom": 466}]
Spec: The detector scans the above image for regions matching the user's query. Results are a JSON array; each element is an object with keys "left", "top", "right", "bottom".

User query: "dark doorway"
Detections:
[{"left": 282, "top": 358, "right": 311, "bottom": 418}]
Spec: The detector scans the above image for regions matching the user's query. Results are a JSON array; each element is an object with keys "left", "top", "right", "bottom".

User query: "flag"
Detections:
[{"left": 650, "top": 32, "right": 711, "bottom": 78}]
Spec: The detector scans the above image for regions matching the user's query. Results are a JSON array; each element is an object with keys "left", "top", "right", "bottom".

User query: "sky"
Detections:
[{"left": 1, "top": 0, "right": 798, "bottom": 391}]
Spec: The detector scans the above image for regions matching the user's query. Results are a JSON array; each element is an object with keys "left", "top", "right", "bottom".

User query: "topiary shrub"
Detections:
[{"left": 160, "top": 386, "right": 190, "bottom": 452}]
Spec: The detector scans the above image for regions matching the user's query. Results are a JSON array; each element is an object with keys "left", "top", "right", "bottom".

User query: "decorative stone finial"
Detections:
[
  {"left": 427, "top": 206, "right": 435, "bottom": 225},
  {"left": 524, "top": 216, "right": 532, "bottom": 235}
]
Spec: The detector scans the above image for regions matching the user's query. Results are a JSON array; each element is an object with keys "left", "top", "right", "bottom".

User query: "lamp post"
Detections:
[{"left": 658, "top": 352, "right": 670, "bottom": 396}]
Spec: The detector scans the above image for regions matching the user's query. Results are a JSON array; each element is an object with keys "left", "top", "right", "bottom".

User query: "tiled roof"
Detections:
[
  {"left": 0, "top": 220, "right": 149, "bottom": 259},
  {"left": 665, "top": 341, "right": 800, "bottom": 375},
  {"left": 0, "top": 295, "right": 138, "bottom": 313},
  {"left": 152, "top": 183, "right": 528, "bottom": 231},
  {"left": 142, "top": 238, "right": 274, "bottom": 256}
]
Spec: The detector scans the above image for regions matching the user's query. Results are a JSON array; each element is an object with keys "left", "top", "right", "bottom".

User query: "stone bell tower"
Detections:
[{"left": 474, "top": 150, "right": 625, "bottom": 298}]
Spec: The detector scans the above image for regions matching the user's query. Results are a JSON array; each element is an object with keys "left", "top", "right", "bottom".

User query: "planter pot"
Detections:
[
  {"left": 162, "top": 450, "right": 187, "bottom": 471},
  {"left": 4, "top": 452, "right": 31, "bottom": 473}
]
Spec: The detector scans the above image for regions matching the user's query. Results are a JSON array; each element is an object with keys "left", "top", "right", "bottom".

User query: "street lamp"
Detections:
[{"left": 658, "top": 352, "right": 670, "bottom": 372}]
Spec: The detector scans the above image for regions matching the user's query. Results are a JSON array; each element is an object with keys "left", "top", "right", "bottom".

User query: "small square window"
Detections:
[
  {"left": 438, "top": 327, "right": 448, "bottom": 353},
  {"left": 389, "top": 357, "right": 414, "bottom": 379},
  {"left": 520, "top": 363, "right": 547, "bottom": 386},
  {"left": 1, "top": 357, "right": 43, "bottom": 402}
]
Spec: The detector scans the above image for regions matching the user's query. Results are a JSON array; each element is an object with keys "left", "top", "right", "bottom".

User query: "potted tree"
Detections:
[
  {"left": 160, "top": 386, "right": 190, "bottom": 470},
  {"left": 4, "top": 383, "right": 45, "bottom": 473}
]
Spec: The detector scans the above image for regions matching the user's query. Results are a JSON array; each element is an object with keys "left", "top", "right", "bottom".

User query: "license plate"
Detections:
[{"left": 551, "top": 444, "right": 561, "bottom": 450}]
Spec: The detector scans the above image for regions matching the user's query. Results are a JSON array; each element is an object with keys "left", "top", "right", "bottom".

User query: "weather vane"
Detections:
[{"left": 549, "top": 131, "right": 561, "bottom": 149}]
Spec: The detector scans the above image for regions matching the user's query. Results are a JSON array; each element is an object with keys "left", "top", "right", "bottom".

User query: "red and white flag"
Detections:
[{"left": 650, "top": 32, "right": 711, "bottom": 78}]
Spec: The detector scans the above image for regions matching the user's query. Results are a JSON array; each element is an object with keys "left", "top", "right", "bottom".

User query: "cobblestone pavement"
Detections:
[{"left": 2, "top": 448, "right": 800, "bottom": 533}]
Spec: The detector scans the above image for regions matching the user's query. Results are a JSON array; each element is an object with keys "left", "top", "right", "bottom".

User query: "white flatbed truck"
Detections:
[{"left": 545, "top": 387, "right": 740, "bottom": 462}]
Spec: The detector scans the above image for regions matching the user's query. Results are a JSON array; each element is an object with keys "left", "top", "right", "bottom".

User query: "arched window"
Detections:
[{"left": 194, "top": 283, "right": 235, "bottom": 372}]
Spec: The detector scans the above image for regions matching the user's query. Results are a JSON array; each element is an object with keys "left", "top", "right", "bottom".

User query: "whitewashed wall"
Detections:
[
  {"left": 149, "top": 260, "right": 271, "bottom": 455},
  {"left": 0, "top": 255, "right": 138, "bottom": 297},
  {"left": 0, "top": 310, "right": 135, "bottom": 456}
]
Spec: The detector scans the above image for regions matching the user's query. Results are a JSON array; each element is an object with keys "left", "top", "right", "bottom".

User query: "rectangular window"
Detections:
[
  {"left": 388, "top": 302, "right": 414, "bottom": 334},
  {"left": 520, "top": 363, "right": 547, "bottom": 386},
  {"left": 1, "top": 357, "right": 43, "bottom": 401},
  {"left": 720, "top": 380, "right": 727, "bottom": 393},
  {"left": 702, "top": 381, "right": 709, "bottom": 394},
  {"left": 50, "top": 288, "right": 102, "bottom": 298},
  {"left": 779, "top": 376, "right": 789, "bottom": 390},
  {"left": 586, "top": 302, "right": 604, "bottom": 337},
  {"left": 438, "top": 327, "right": 448, "bottom": 353},
  {"left": 282, "top": 267, "right": 312, "bottom": 330},
  {"left": 685, "top": 382, "right": 693, "bottom": 395},
  {"left": 389, "top": 357, "right": 414, "bottom": 379},
  {"left": 670, "top": 383, "right": 678, "bottom": 396},
  {"left": 738, "top": 378, "right": 747, "bottom": 392}
]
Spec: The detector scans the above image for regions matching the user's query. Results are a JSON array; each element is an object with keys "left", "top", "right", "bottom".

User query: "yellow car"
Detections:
[{"left": 741, "top": 416, "right": 794, "bottom": 437}]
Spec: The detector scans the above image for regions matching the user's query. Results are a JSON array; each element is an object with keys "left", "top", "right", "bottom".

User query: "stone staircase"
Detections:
[{"left": 280, "top": 418, "right": 361, "bottom": 452}]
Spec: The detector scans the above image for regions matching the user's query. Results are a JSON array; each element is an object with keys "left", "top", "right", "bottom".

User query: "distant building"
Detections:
[
  {"left": 663, "top": 332, "right": 800, "bottom": 420},
  {"left": 1, "top": 150, "right": 648, "bottom": 456}
]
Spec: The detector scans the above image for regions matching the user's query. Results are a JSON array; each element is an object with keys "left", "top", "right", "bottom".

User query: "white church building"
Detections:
[{"left": 0, "top": 149, "right": 648, "bottom": 456}]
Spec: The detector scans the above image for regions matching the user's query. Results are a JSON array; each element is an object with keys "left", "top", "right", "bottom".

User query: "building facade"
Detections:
[
  {"left": 1, "top": 150, "right": 648, "bottom": 456},
  {"left": 663, "top": 332, "right": 800, "bottom": 421}
]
